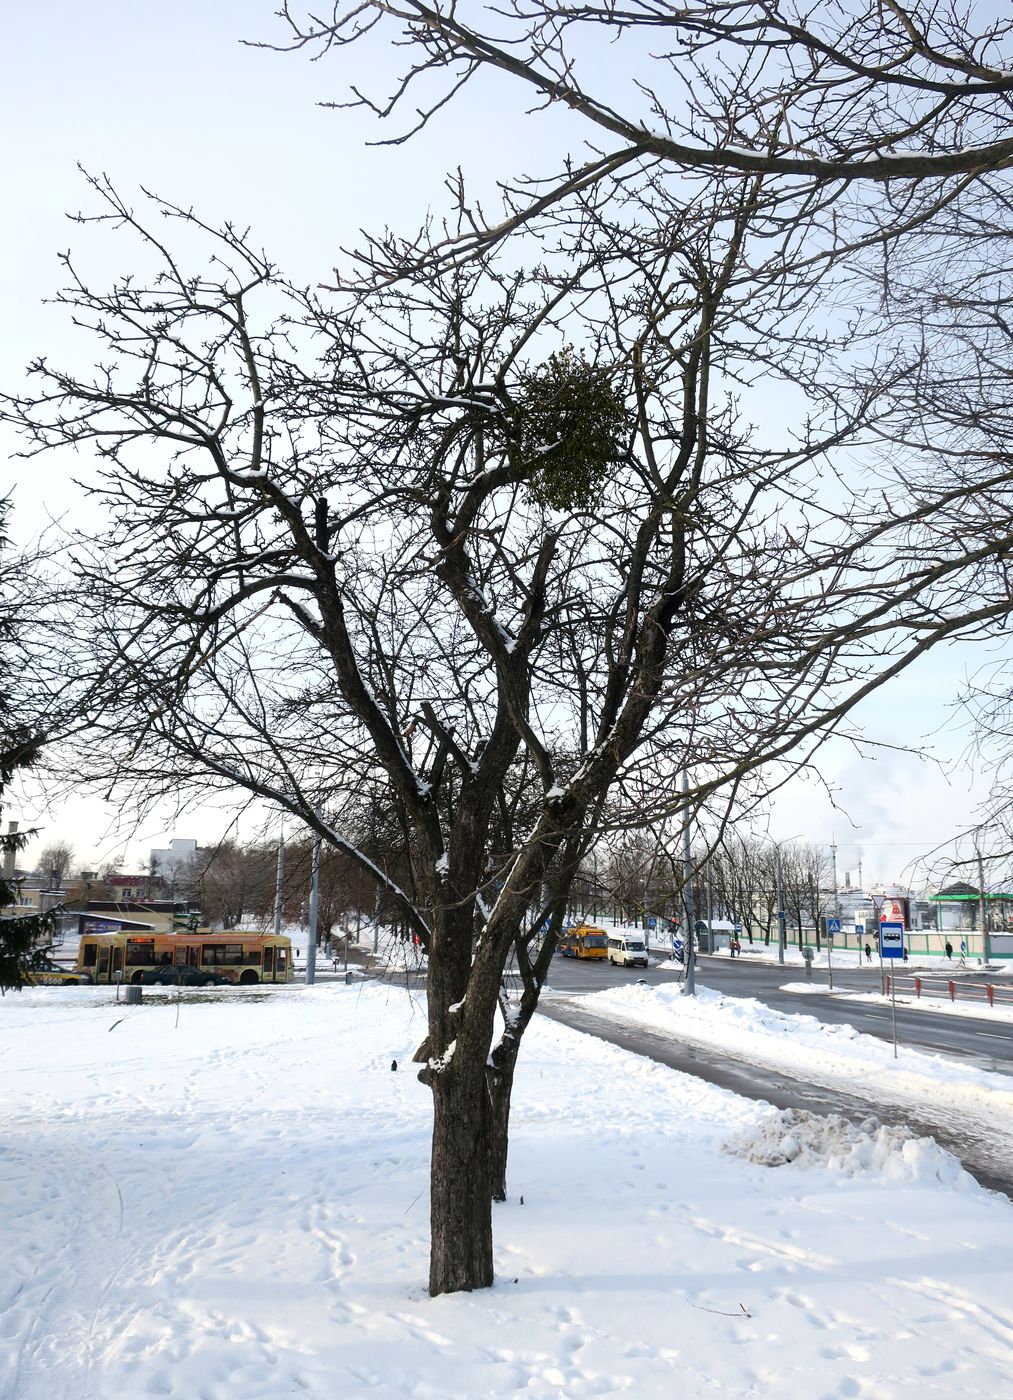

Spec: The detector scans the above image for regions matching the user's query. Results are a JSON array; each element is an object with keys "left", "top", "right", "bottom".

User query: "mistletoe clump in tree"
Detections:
[{"left": 512, "top": 347, "right": 630, "bottom": 512}]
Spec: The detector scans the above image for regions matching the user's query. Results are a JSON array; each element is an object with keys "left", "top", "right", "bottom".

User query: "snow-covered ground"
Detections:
[{"left": 3, "top": 981, "right": 1013, "bottom": 1399}]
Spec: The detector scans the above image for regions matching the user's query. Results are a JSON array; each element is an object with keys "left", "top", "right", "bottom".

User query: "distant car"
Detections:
[{"left": 25, "top": 957, "right": 92, "bottom": 987}]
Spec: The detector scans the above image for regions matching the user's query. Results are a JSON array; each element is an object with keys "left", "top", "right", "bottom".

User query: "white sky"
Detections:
[{"left": 1, "top": 3, "right": 1005, "bottom": 883}]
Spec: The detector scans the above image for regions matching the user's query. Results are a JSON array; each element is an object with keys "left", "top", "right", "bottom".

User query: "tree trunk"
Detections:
[
  {"left": 429, "top": 1068, "right": 495, "bottom": 1295},
  {"left": 487, "top": 1041, "right": 519, "bottom": 1203}
]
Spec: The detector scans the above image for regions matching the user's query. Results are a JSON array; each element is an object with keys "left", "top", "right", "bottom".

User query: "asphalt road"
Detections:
[{"left": 540, "top": 952, "right": 1013, "bottom": 1074}]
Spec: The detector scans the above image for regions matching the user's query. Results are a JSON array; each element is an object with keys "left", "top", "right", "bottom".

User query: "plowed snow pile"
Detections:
[{"left": 724, "top": 1106, "right": 976, "bottom": 1188}]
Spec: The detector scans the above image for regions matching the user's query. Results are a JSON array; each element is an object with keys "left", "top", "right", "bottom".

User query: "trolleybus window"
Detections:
[{"left": 201, "top": 943, "right": 245, "bottom": 966}]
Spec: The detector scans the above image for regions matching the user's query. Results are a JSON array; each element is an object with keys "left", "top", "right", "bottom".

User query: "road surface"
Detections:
[{"left": 540, "top": 952, "right": 1012, "bottom": 1074}]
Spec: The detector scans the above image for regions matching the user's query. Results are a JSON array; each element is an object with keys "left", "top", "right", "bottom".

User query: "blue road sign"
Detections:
[
  {"left": 879, "top": 920, "right": 905, "bottom": 959},
  {"left": 827, "top": 916, "right": 841, "bottom": 934},
  {"left": 646, "top": 916, "right": 657, "bottom": 929},
  {"left": 734, "top": 922, "right": 742, "bottom": 934}
]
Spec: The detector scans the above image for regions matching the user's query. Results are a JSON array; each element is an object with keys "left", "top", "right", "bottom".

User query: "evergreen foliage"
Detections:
[
  {"left": 511, "top": 348, "right": 629, "bottom": 511},
  {"left": 0, "top": 499, "right": 54, "bottom": 993}
]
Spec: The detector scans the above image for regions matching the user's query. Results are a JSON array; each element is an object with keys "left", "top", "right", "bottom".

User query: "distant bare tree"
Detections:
[
  {"left": 190, "top": 841, "right": 276, "bottom": 929},
  {"left": 711, "top": 836, "right": 776, "bottom": 945},
  {"left": 36, "top": 840, "right": 74, "bottom": 889},
  {"left": 603, "top": 835, "right": 656, "bottom": 927},
  {"left": 778, "top": 843, "right": 832, "bottom": 949}
]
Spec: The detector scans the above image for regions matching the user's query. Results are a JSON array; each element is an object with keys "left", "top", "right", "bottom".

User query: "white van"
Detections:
[{"left": 607, "top": 935, "right": 649, "bottom": 968}]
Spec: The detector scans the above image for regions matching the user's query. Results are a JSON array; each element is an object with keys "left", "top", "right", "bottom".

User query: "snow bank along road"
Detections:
[
  {"left": 3, "top": 982, "right": 1013, "bottom": 1399},
  {"left": 541, "top": 981, "right": 1013, "bottom": 1199}
]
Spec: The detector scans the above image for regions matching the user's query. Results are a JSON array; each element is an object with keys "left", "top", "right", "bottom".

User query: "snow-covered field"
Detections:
[{"left": 3, "top": 981, "right": 1013, "bottom": 1399}]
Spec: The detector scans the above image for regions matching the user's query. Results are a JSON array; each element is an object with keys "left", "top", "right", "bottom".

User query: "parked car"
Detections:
[{"left": 25, "top": 957, "right": 92, "bottom": 987}]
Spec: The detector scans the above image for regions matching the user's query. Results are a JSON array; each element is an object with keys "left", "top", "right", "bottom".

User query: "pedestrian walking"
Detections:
[
  {"left": 945, "top": 941, "right": 953, "bottom": 961},
  {"left": 864, "top": 942, "right": 872, "bottom": 963}
]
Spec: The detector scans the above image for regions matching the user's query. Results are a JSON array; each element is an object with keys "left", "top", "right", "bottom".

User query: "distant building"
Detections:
[
  {"left": 106, "top": 874, "right": 166, "bottom": 901},
  {"left": 149, "top": 839, "right": 199, "bottom": 882},
  {"left": 928, "top": 881, "right": 1013, "bottom": 933},
  {"left": 74, "top": 899, "right": 202, "bottom": 938}
]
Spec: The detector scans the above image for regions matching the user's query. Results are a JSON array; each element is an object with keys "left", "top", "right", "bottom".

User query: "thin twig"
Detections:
[{"left": 688, "top": 1302, "right": 752, "bottom": 1318}]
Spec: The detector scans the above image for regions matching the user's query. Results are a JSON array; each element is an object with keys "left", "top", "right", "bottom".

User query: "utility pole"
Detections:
[
  {"left": 874, "top": 895, "right": 885, "bottom": 995},
  {"left": 272, "top": 830, "right": 285, "bottom": 939},
  {"left": 370, "top": 803, "right": 382, "bottom": 956},
  {"left": 830, "top": 835, "right": 839, "bottom": 919},
  {"left": 306, "top": 816, "right": 321, "bottom": 986},
  {"left": 829, "top": 834, "right": 840, "bottom": 990},
  {"left": 976, "top": 846, "right": 992, "bottom": 966},
  {"left": 705, "top": 859, "right": 714, "bottom": 953},
  {"left": 683, "top": 772, "right": 696, "bottom": 996},
  {"left": 775, "top": 844, "right": 785, "bottom": 966}
]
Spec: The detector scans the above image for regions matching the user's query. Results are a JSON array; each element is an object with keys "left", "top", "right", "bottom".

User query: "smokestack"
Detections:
[{"left": 2, "top": 821, "right": 19, "bottom": 882}]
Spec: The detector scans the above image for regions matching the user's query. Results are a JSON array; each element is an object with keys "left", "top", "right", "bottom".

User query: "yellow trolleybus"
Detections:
[
  {"left": 77, "top": 930, "right": 293, "bottom": 986},
  {"left": 558, "top": 924, "right": 609, "bottom": 959}
]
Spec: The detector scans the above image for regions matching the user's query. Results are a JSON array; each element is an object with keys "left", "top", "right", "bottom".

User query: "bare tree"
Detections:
[
  {"left": 798, "top": 843, "right": 833, "bottom": 948},
  {"left": 11, "top": 166, "right": 1013, "bottom": 1292},
  {"left": 273, "top": 1, "right": 1013, "bottom": 279},
  {"left": 603, "top": 835, "right": 656, "bottom": 927},
  {"left": 36, "top": 840, "right": 75, "bottom": 889},
  {"left": 711, "top": 835, "right": 776, "bottom": 945},
  {"left": 777, "top": 842, "right": 832, "bottom": 949},
  {"left": 190, "top": 840, "right": 276, "bottom": 929},
  {"left": 819, "top": 170, "right": 1013, "bottom": 847}
]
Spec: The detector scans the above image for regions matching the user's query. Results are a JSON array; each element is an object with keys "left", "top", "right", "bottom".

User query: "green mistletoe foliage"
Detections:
[{"left": 512, "top": 348, "right": 629, "bottom": 511}]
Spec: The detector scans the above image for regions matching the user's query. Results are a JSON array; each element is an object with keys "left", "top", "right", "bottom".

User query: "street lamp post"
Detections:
[
  {"left": 306, "top": 817, "right": 320, "bottom": 986},
  {"left": 977, "top": 847, "right": 993, "bottom": 966},
  {"left": 682, "top": 772, "right": 696, "bottom": 997},
  {"left": 871, "top": 895, "right": 885, "bottom": 994},
  {"left": 775, "top": 844, "right": 786, "bottom": 967},
  {"left": 272, "top": 830, "right": 285, "bottom": 939}
]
